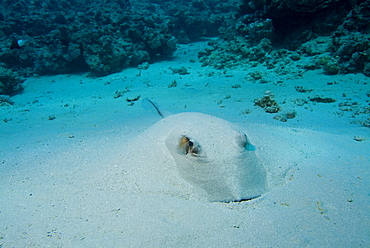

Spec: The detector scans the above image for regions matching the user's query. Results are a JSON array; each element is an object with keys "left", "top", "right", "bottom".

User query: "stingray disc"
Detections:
[{"left": 120, "top": 112, "right": 267, "bottom": 202}]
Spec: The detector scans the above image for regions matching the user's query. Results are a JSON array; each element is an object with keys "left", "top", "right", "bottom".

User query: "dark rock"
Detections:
[{"left": 309, "top": 96, "right": 336, "bottom": 103}]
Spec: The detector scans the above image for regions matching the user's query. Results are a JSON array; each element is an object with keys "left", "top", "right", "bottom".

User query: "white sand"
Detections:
[{"left": 0, "top": 41, "right": 369, "bottom": 247}]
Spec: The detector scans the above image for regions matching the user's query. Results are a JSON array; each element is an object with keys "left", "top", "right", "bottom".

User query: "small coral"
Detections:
[{"left": 254, "top": 92, "right": 281, "bottom": 113}]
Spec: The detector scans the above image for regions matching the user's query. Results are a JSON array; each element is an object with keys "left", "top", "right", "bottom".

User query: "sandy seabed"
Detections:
[{"left": 1, "top": 41, "right": 369, "bottom": 247}]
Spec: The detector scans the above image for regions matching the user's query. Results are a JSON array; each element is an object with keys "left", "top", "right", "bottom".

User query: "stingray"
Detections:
[{"left": 114, "top": 99, "right": 267, "bottom": 202}]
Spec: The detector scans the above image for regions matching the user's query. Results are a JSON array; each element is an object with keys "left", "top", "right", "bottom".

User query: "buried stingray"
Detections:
[{"left": 115, "top": 98, "right": 267, "bottom": 202}]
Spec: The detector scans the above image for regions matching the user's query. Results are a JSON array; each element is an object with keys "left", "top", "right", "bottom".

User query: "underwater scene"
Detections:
[{"left": 0, "top": 0, "right": 369, "bottom": 247}]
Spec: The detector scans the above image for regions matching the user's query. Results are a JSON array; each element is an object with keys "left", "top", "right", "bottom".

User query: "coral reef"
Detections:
[
  {"left": 0, "top": 0, "right": 369, "bottom": 98},
  {"left": 198, "top": 0, "right": 370, "bottom": 76},
  {"left": 0, "top": 0, "right": 236, "bottom": 77},
  {"left": 0, "top": 0, "right": 177, "bottom": 76},
  {"left": 328, "top": 0, "right": 370, "bottom": 74}
]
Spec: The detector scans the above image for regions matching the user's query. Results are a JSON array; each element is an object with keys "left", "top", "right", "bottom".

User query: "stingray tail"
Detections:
[{"left": 142, "top": 98, "right": 169, "bottom": 118}]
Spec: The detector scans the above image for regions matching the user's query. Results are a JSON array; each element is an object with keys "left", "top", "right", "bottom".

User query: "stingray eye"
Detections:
[
  {"left": 178, "top": 136, "right": 201, "bottom": 157},
  {"left": 187, "top": 139, "right": 200, "bottom": 156}
]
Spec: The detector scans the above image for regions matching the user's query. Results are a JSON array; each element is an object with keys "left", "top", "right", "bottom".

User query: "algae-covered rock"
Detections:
[
  {"left": 323, "top": 59, "right": 340, "bottom": 75},
  {"left": 300, "top": 37, "right": 331, "bottom": 56},
  {"left": 273, "top": 111, "right": 297, "bottom": 122},
  {"left": 317, "top": 55, "right": 340, "bottom": 75}
]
